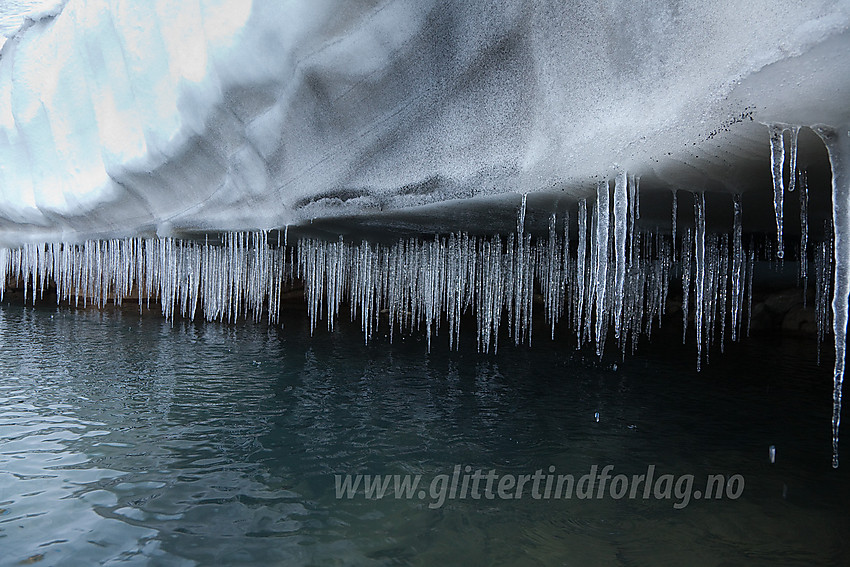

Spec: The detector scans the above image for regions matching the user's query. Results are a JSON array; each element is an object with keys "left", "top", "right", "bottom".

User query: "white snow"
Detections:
[{"left": 0, "top": 1, "right": 849, "bottom": 243}]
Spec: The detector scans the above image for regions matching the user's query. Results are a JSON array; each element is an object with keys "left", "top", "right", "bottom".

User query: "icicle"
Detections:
[
  {"left": 628, "top": 174, "right": 637, "bottom": 263},
  {"left": 768, "top": 124, "right": 786, "bottom": 259},
  {"left": 545, "top": 213, "right": 559, "bottom": 339},
  {"left": 800, "top": 169, "right": 809, "bottom": 304},
  {"left": 634, "top": 176, "right": 640, "bottom": 221},
  {"left": 562, "top": 210, "right": 571, "bottom": 329},
  {"left": 812, "top": 123, "right": 850, "bottom": 468},
  {"left": 731, "top": 194, "right": 744, "bottom": 341},
  {"left": 694, "top": 192, "right": 706, "bottom": 371},
  {"left": 816, "top": 227, "right": 834, "bottom": 364},
  {"left": 517, "top": 193, "right": 528, "bottom": 236},
  {"left": 585, "top": 203, "right": 598, "bottom": 346},
  {"left": 788, "top": 125, "right": 800, "bottom": 192},
  {"left": 576, "top": 199, "right": 588, "bottom": 338},
  {"left": 718, "top": 234, "right": 729, "bottom": 353},
  {"left": 0, "top": 247, "right": 8, "bottom": 300},
  {"left": 746, "top": 242, "right": 755, "bottom": 338},
  {"left": 671, "top": 190, "right": 678, "bottom": 251},
  {"left": 703, "top": 234, "right": 718, "bottom": 362},
  {"left": 613, "top": 171, "right": 628, "bottom": 339},
  {"left": 595, "top": 180, "right": 610, "bottom": 356},
  {"left": 681, "top": 227, "right": 693, "bottom": 344}
]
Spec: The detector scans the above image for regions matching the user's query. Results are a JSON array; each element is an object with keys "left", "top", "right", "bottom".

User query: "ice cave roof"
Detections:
[{"left": 1, "top": 0, "right": 849, "bottom": 245}]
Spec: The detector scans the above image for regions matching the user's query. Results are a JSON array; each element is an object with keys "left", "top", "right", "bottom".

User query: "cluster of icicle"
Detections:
[
  {"left": 768, "top": 122, "right": 848, "bottom": 468},
  {"left": 0, "top": 121, "right": 847, "bottom": 466},
  {"left": 298, "top": 181, "right": 674, "bottom": 358},
  {"left": 0, "top": 177, "right": 830, "bottom": 369},
  {"left": 0, "top": 232, "right": 292, "bottom": 325},
  {"left": 295, "top": 179, "right": 783, "bottom": 372}
]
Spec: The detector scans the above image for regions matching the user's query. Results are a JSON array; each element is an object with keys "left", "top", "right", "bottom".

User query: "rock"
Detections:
[
  {"left": 782, "top": 304, "right": 817, "bottom": 336},
  {"left": 763, "top": 288, "right": 804, "bottom": 317},
  {"left": 748, "top": 302, "right": 772, "bottom": 332}
]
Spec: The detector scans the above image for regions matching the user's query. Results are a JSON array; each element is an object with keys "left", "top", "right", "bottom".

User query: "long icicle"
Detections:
[
  {"left": 731, "top": 194, "right": 744, "bottom": 341},
  {"left": 613, "top": 171, "right": 628, "bottom": 339},
  {"left": 812, "top": 124, "right": 850, "bottom": 468},
  {"left": 800, "top": 169, "right": 810, "bottom": 305},
  {"left": 671, "top": 190, "right": 678, "bottom": 254},
  {"left": 768, "top": 124, "right": 786, "bottom": 259},
  {"left": 681, "top": 227, "right": 693, "bottom": 344},
  {"left": 694, "top": 192, "right": 707, "bottom": 371},
  {"left": 576, "top": 199, "right": 588, "bottom": 338},
  {"left": 595, "top": 180, "right": 610, "bottom": 356}
]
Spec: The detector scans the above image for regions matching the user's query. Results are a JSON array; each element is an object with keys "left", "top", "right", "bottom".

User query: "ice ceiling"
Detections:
[{"left": 0, "top": 0, "right": 848, "bottom": 243}]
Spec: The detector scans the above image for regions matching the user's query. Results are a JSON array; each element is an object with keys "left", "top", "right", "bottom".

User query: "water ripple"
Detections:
[{"left": 0, "top": 305, "right": 848, "bottom": 565}]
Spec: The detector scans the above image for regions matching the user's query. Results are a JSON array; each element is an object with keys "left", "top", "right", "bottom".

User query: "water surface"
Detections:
[{"left": 0, "top": 304, "right": 847, "bottom": 565}]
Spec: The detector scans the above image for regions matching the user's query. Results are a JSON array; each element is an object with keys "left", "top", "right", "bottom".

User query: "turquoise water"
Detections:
[{"left": 0, "top": 303, "right": 848, "bottom": 566}]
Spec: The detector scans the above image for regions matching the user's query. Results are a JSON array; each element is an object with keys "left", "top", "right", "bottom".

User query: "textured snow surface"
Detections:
[{"left": 1, "top": 0, "right": 850, "bottom": 244}]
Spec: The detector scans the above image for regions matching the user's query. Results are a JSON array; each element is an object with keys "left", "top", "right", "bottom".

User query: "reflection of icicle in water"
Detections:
[
  {"left": 812, "top": 124, "right": 849, "bottom": 468},
  {"left": 768, "top": 124, "right": 786, "bottom": 259}
]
